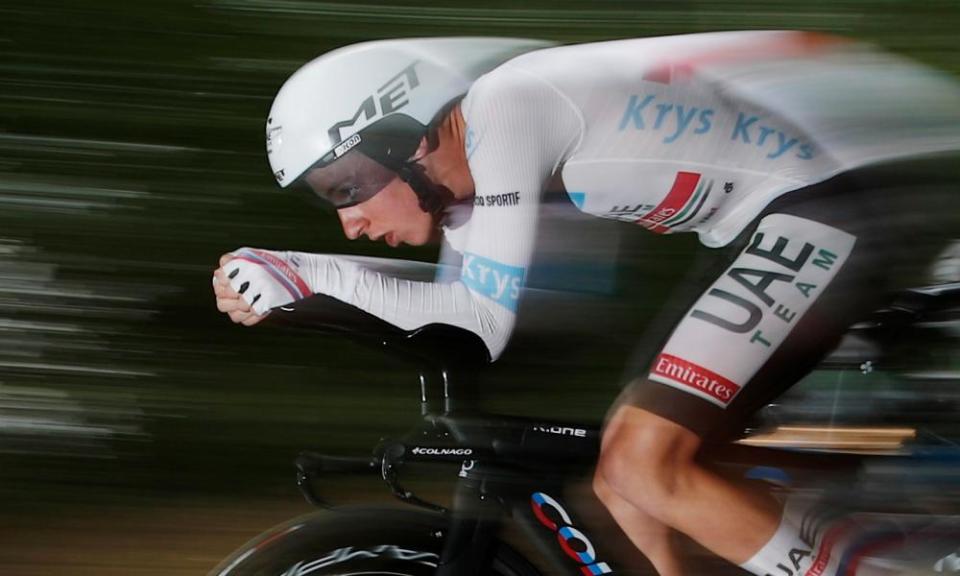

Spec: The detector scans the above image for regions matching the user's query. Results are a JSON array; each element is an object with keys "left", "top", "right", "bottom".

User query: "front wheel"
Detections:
[{"left": 209, "top": 506, "right": 540, "bottom": 576}]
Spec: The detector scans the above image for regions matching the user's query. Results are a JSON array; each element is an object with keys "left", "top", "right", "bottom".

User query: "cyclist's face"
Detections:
[{"left": 336, "top": 177, "right": 437, "bottom": 247}]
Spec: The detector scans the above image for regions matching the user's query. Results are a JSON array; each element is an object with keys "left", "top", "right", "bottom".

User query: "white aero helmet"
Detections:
[{"left": 266, "top": 37, "right": 553, "bottom": 210}]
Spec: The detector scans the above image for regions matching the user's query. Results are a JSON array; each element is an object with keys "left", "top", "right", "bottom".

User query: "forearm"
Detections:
[
  {"left": 225, "top": 248, "right": 515, "bottom": 359},
  {"left": 304, "top": 252, "right": 512, "bottom": 357}
]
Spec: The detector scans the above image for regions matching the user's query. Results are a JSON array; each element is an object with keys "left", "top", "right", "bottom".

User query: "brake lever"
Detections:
[
  {"left": 295, "top": 451, "right": 379, "bottom": 508},
  {"left": 378, "top": 441, "right": 449, "bottom": 514}
]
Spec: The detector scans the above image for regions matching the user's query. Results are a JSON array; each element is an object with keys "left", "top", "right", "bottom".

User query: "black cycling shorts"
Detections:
[{"left": 614, "top": 157, "right": 960, "bottom": 438}]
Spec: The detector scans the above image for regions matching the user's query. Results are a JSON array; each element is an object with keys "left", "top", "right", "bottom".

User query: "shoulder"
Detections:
[
  {"left": 462, "top": 63, "right": 582, "bottom": 156},
  {"left": 463, "top": 63, "right": 565, "bottom": 118}
]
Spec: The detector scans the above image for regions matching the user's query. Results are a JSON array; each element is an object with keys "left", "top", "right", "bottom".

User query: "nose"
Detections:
[{"left": 337, "top": 208, "right": 367, "bottom": 241}]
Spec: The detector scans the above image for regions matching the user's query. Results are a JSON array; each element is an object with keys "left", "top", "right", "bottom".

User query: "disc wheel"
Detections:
[{"left": 209, "top": 507, "right": 540, "bottom": 576}]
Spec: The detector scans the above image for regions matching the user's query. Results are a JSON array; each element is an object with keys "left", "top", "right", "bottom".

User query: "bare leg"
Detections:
[
  {"left": 597, "top": 403, "right": 782, "bottom": 567},
  {"left": 593, "top": 472, "right": 684, "bottom": 576}
]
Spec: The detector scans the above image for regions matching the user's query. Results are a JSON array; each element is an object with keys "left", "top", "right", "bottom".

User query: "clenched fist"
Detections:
[{"left": 212, "top": 248, "right": 315, "bottom": 326}]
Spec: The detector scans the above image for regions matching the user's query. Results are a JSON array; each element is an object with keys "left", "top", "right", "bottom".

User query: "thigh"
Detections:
[{"left": 614, "top": 181, "right": 900, "bottom": 438}]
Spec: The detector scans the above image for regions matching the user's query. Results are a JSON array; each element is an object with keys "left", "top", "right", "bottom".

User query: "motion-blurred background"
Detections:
[{"left": 3, "top": 2, "right": 960, "bottom": 574}]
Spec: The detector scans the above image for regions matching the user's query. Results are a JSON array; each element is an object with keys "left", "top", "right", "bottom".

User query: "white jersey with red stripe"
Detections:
[
  {"left": 237, "top": 32, "right": 960, "bottom": 362},
  {"left": 460, "top": 30, "right": 960, "bottom": 249},
  {"left": 439, "top": 30, "right": 960, "bottom": 357}
]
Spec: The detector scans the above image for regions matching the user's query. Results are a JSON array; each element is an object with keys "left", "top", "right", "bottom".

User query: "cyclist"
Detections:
[{"left": 213, "top": 32, "right": 960, "bottom": 576}]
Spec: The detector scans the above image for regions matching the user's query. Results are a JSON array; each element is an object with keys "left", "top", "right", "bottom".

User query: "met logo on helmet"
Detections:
[{"left": 327, "top": 61, "right": 421, "bottom": 144}]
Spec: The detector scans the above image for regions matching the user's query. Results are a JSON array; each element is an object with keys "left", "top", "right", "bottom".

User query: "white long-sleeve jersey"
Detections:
[{"left": 285, "top": 31, "right": 960, "bottom": 360}]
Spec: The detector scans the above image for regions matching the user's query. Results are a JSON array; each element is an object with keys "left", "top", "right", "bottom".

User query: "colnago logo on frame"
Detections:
[
  {"left": 651, "top": 353, "right": 740, "bottom": 406},
  {"left": 531, "top": 492, "right": 613, "bottom": 575},
  {"left": 410, "top": 447, "right": 473, "bottom": 456}
]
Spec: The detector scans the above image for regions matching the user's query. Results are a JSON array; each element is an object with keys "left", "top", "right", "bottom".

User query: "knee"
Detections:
[{"left": 595, "top": 405, "right": 699, "bottom": 519}]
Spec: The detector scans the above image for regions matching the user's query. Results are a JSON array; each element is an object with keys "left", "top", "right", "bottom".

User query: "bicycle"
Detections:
[{"left": 211, "top": 277, "right": 960, "bottom": 576}]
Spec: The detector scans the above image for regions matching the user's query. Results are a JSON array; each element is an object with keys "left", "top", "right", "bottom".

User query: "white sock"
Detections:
[
  {"left": 740, "top": 511, "right": 815, "bottom": 576},
  {"left": 740, "top": 497, "right": 856, "bottom": 576}
]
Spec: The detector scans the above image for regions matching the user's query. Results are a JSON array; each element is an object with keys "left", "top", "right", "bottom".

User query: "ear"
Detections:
[{"left": 411, "top": 136, "right": 430, "bottom": 162}]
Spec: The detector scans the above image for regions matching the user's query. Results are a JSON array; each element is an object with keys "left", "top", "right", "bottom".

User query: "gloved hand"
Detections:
[{"left": 212, "top": 248, "right": 315, "bottom": 324}]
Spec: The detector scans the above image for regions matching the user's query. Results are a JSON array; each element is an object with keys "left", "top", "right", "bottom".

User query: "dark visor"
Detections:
[
  {"left": 291, "top": 114, "right": 427, "bottom": 209},
  {"left": 297, "top": 147, "right": 400, "bottom": 209}
]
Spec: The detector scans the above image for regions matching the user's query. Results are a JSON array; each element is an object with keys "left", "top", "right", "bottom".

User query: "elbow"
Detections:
[
  {"left": 477, "top": 316, "right": 514, "bottom": 362},
  {"left": 459, "top": 284, "right": 519, "bottom": 362}
]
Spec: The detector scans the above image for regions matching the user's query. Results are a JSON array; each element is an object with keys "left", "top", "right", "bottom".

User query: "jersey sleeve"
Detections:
[
  {"left": 299, "top": 66, "right": 582, "bottom": 360},
  {"left": 454, "top": 65, "right": 583, "bottom": 356}
]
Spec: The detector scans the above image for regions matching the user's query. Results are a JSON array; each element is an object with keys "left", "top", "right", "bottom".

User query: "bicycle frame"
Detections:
[
  {"left": 275, "top": 291, "right": 960, "bottom": 576},
  {"left": 294, "top": 404, "right": 878, "bottom": 576},
  {"left": 434, "top": 418, "right": 652, "bottom": 576},
  {"left": 296, "top": 409, "right": 654, "bottom": 575}
]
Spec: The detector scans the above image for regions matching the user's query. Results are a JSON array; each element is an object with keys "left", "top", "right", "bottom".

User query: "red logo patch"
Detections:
[
  {"left": 651, "top": 354, "right": 740, "bottom": 406},
  {"left": 638, "top": 171, "right": 701, "bottom": 234}
]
